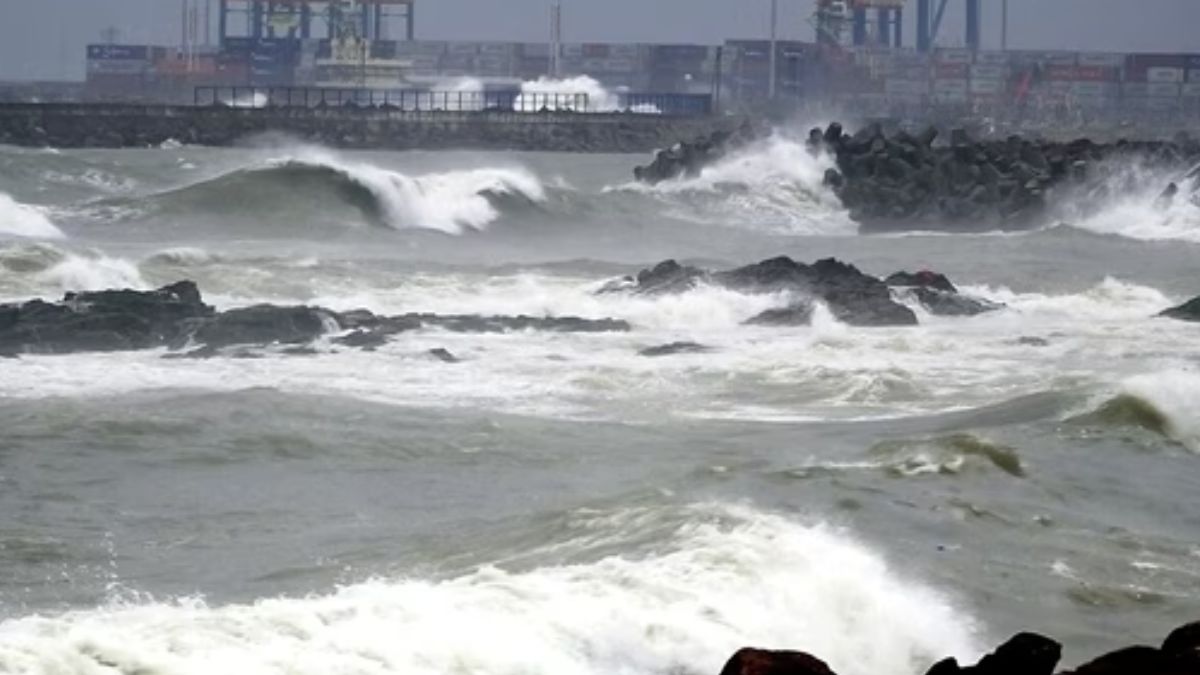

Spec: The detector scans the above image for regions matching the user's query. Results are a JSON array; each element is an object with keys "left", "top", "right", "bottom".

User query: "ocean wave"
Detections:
[
  {"left": 611, "top": 135, "right": 858, "bottom": 236},
  {"left": 0, "top": 242, "right": 146, "bottom": 299},
  {"left": 1068, "top": 371, "right": 1200, "bottom": 452},
  {"left": 90, "top": 150, "right": 548, "bottom": 235},
  {"left": 0, "top": 192, "right": 65, "bottom": 240},
  {"left": 1054, "top": 160, "right": 1200, "bottom": 243},
  {"left": 0, "top": 503, "right": 979, "bottom": 675}
]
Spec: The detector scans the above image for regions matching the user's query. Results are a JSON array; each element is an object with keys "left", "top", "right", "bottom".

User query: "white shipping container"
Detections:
[
  {"left": 1077, "top": 53, "right": 1124, "bottom": 68},
  {"left": 969, "top": 79, "right": 1005, "bottom": 95},
  {"left": 1042, "top": 51, "right": 1078, "bottom": 66},
  {"left": 599, "top": 58, "right": 637, "bottom": 73},
  {"left": 933, "top": 78, "right": 968, "bottom": 94},
  {"left": 1147, "top": 67, "right": 1185, "bottom": 83},
  {"left": 1147, "top": 82, "right": 1181, "bottom": 97},
  {"left": 561, "top": 44, "right": 584, "bottom": 58},
  {"left": 970, "top": 65, "right": 1008, "bottom": 80},
  {"left": 479, "top": 43, "right": 517, "bottom": 57},
  {"left": 87, "top": 60, "right": 149, "bottom": 75},
  {"left": 974, "top": 51, "right": 1010, "bottom": 66},
  {"left": 609, "top": 44, "right": 641, "bottom": 59},
  {"left": 936, "top": 49, "right": 972, "bottom": 65}
]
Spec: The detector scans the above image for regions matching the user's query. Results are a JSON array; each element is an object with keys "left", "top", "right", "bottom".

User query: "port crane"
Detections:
[{"left": 814, "top": 0, "right": 988, "bottom": 52}]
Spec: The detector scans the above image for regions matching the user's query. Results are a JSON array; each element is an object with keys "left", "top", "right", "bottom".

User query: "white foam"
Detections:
[
  {"left": 0, "top": 503, "right": 979, "bottom": 675},
  {"left": 617, "top": 135, "right": 858, "bottom": 236},
  {"left": 0, "top": 192, "right": 65, "bottom": 240},
  {"left": 518, "top": 75, "right": 633, "bottom": 113},
  {"left": 269, "top": 149, "right": 547, "bottom": 234},
  {"left": 1061, "top": 162, "right": 1200, "bottom": 243}
]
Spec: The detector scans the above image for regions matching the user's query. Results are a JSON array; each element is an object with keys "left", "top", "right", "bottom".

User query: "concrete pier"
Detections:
[{"left": 0, "top": 104, "right": 730, "bottom": 153}]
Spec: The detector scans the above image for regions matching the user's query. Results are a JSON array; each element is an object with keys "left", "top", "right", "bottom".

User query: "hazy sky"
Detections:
[{"left": 4, "top": 0, "right": 1198, "bottom": 80}]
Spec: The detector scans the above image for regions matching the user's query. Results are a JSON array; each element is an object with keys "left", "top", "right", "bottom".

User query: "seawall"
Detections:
[{"left": 0, "top": 104, "right": 732, "bottom": 153}]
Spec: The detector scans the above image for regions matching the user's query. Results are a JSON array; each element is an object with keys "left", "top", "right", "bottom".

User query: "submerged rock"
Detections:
[
  {"left": 886, "top": 269, "right": 1001, "bottom": 317},
  {"left": 1159, "top": 296, "right": 1200, "bottom": 322},
  {"left": 428, "top": 347, "right": 459, "bottom": 363},
  {"left": 608, "top": 256, "right": 917, "bottom": 327},
  {"left": 0, "top": 281, "right": 630, "bottom": 357},
  {"left": 718, "top": 648, "right": 836, "bottom": 675},
  {"left": 638, "top": 341, "right": 712, "bottom": 357}
]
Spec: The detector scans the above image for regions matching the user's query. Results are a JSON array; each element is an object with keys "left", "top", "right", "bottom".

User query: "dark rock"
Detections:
[
  {"left": 1017, "top": 336, "right": 1051, "bottom": 347},
  {"left": 610, "top": 256, "right": 917, "bottom": 327},
  {"left": 718, "top": 648, "right": 837, "bottom": 675},
  {"left": 1062, "top": 646, "right": 1174, "bottom": 675},
  {"left": 1163, "top": 621, "right": 1200, "bottom": 666},
  {"left": 335, "top": 329, "right": 390, "bottom": 350},
  {"left": 886, "top": 270, "right": 958, "bottom": 294},
  {"left": 639, "top": 341, "right": 712, "bottom": 357},
  {"left": 973, "top": 632, "right": 1061, "bottom": 675},
  {"left": 746, "top": 303, "right": 814, "bottom": 326},
  {"left": 188, "top": 305, "right": 338, "bottom": 349},
  {"left": 429, "top": 347, "right": 459, "bottom": 363},
  {"left": 923, "top": 658, "right": 961, "bottom": 675},
  {"left": 1159, "top": 296, "right": 1200, "bottom": 322}
]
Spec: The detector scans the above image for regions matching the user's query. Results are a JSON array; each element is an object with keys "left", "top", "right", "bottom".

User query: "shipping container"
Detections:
[
  {"left": 935, "top": 49, "right": 972, "bottom": 65},
  {"left": 936, "top": 63, "right": 968, "bottom": 78},
  {"left": 519, "top": 56, "right": 551, "bottom": 74},
  {"left": 87, "top": 44, "right": 151, "bottom": 61},
  {"left": 1146, "top": 82, "right": 1181, "bottom": 97},
  {"left": 609, "top": 44, "right": 642, "bottom": 59},
  {"left": 479, "top": 42, "right": 517, "bottom": 57},
  {"left": 1072, "top": 66, "right": 1120, "bottom": 82},
  {"left": 1145, "top": 96, "right": 1181, "bottom": 110},
  {"left": 1070, "top": 81, "right": 1119, "bottom": 97},
  {"left": 1128, "top": 53, "right": 1189, "bottom": 69},
  {"left": 446, "top": 42, "right": 478, "bottom": 56},
  {"left": 974, "top": 51, "right": 1009, "bottom": 66},
  {"left": 1077, "top": 52, "right": 1124, "bottom": 68},
  {"left": 1121, "top": 82, "right": 1149, "bottom": 96},
  {"left": 560, "top": 44, "right": 584, "bottom": 58},
  {"left": 396, "top": 41, "right": 447, "bottom": 57},
  {"left": 1146, "top": 67, "right": 1185, "bottom": 83},
  {"left": 1044, "top": 65, "right": 1080, "bottom": 81},
  {"left": 969, "top": 79, "right": 1005, "bottom": 95},
  {"left": 884, "top": 79, "right": 930, "bottom": 95},
  {"left": 1188, "top": 69, "right": 1200, "bottom": 83},
  {"left": 934, "top": 79, "right": 968, "bottom": 94},
  {"left": 653, "top": 44, "right": 710, "bottom": 62},
  {"left": 1180, "top": 82, "right": 1200, "bottom": 96},
  {"left": 970, "top": 64, "right": 1008, "bottom": 80},
  {"left": 581, "top": 43, "right": 610, "bottom": 58},
  {"left": 932, "top": 92, "right": 968, "bottom": 104},
  {"left": 440, "top": 54, "right": 474, "bottom": 70},
  {"left": 86, "top": 59, "right": 150, "bottom": 75}
]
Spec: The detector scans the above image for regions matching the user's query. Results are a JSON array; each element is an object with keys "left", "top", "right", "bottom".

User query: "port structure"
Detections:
[
  {"left": 816, "top": 0, "right": 984, "bottom": 52},
  {"left": 217, "top": 0, "right": 415, "bottom": 44}
]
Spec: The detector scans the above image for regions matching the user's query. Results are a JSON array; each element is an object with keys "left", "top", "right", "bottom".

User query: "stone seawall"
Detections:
[{"left": 0, "top": 104, "right": 730, "bottom": 153}]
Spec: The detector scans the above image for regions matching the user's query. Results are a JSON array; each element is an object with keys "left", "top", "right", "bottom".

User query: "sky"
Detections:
[{"left": 3, "top": 0, "right": 1199, "bottom": 81}]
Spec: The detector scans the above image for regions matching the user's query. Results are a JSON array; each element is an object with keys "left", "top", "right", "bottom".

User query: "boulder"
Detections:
[
  {"left": 886, "top": 270, "right": 1001, "bottom": 317},
  {"left": 718, "top": 648, "right": 837, "bottom": 675},
  {"left": 187, "top": 305, "right": 338, "bottom": 349},
  {"left": 885, "top": 270, "right": 958, "bottom": 294},
  {"left": 1062, "top": 646, "right": 1175, "bottom": 675},
  {"left": 639, "top": 341, "right": 712, "bottom": 357},
  {"left": 746, "top": 303, "right": 814, "bottom": 326},
  {"left": 1159, "top": 296, "right": 1200, "bottom": 322},
  {"left": 920, "top": 632, "right": 1060, "bottom": 675},
  {"left": 429, "top": 347, "right": 460, "bottom": 363}
]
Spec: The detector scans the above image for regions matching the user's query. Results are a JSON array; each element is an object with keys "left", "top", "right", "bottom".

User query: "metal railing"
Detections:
[{"left": 192, "top": 86, "right": 714, "bottom": 116}]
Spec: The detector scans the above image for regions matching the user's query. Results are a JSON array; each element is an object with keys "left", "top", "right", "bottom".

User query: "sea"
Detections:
[{"left": 0, "top": 131, "right": 1198, "bottom": 675}]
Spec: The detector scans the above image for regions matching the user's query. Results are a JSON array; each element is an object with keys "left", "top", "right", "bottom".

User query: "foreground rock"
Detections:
[
  {"left": 602, "top": 256, "right": 996, "bottom": 327},
  {"left": 0, "top": 281, "right": 629, "bottom": 357},
  {"left": 718, "top": 620, "right": 1199, "bottom": 675},
  {"left": 1159, "top": 296, "right": 1200, "bottom": 322},
  {"left": 635, "top": 123, "right": 1200, "bottom": 232}
]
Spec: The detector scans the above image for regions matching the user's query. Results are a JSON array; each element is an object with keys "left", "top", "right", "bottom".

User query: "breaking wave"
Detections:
[
  {"left": 614, "top": 135, "right": 858, "bottom": 236},
  {"left": 1055, "top": 160, "right": 1200, "bottom": 243},
  {"left": 96, "top": 151, "right": 548, "bottom": 235},
  {"left": 1069, "top": 371, "right": 1200, "bottom": 452},
  {"left": 0, "top": 192, "right": 65, "bottom": 240},
  {"left": 0, "top": 503, "right": 979, "bottom": 675}
]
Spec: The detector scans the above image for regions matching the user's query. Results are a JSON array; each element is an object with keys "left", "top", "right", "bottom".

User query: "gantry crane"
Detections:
[{"left": 815, "top": 0, "right": 986, "bottom": 52}]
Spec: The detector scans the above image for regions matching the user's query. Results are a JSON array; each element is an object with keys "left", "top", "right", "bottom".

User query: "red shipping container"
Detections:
[
  {"left": 1072, "top": 66, "right": 1120, "bottom": 82},
  {"left": 936, "top": 63, "right": 967, "bottom": 78}
]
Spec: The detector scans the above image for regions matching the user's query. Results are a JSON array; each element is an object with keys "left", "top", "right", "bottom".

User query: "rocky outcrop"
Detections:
[
  {"left": 0, "top": 281, "right": 630, "bottom": 357},
  {"left": 885, "top": 269, "right": 1002, "bottom": 317},
  {"left": 718, "top": 621, "right": 1200, "bottom": 675},
  {"left": 603, "top": 256, "right": 1007, "bottom": 328},
  {"left": 1159, "top": 296, "right": 1200, "bottom": 322},
  {"left": 639, "top": 341, "right": 712, "bottom": 357},
  {"left": 634, "top": 123, "right": 1200, "bottom": 232}
]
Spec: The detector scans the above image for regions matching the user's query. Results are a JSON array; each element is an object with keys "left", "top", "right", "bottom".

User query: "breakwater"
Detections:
[{"left": 0, "top": 103, "right": 728, "bottom": 152}]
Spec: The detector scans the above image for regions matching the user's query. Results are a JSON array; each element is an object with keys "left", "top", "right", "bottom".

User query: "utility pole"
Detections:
[
  {"left": 550, "top": 2, "right": 563, "bottom": 78},
  {"left": 768, "top": 0, "right": 778, "bottom": 100},
  {"left": 1001, "top": 0, "right": 1009, "bottom": 50}
]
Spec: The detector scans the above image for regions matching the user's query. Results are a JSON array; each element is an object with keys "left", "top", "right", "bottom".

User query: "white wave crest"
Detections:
[
  {"left": 619, "top": 135, "right": 857, "bottom": 236},
  {"left": 0, "top": 192, "right": 65, "bottom": 240},
  {"left": 274, "top": 149, "right": 547, "bottom": 234},
  {"left": 0, "top": 504, "right": 979, "bottom": 675},
  {"left": 1121, "top": 370, "right": 1200, "bottom": 452},
  {"left": 1058, "top": 161, "right": 1200, "bottom": 243}
]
